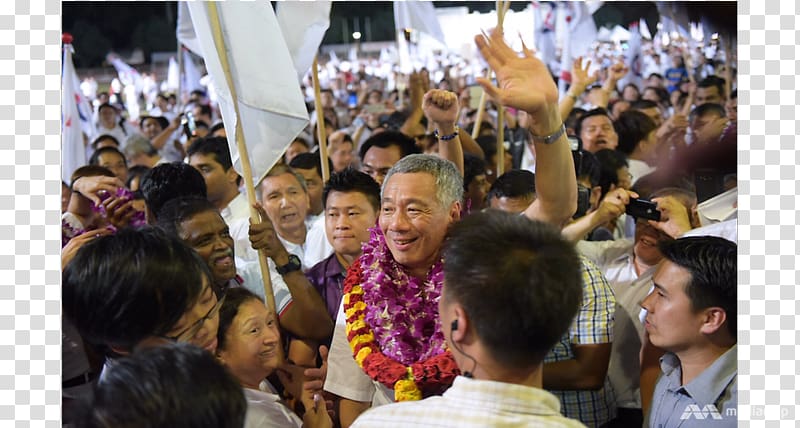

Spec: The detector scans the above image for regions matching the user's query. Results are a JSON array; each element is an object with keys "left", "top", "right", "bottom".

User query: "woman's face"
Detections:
[
  {"left": 217, "top": 299, "right": 281, "bottom": 387},
  {"left": 161, "top": 277, "right": 221, "bottom": 353}
]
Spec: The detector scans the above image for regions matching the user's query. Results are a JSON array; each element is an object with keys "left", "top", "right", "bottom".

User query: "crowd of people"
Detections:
[{"left": 62, "top": 22, "right": 737, "bottom": 428}]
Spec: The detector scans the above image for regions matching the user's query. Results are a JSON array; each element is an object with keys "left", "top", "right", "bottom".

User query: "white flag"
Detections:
[
  {"left": 166, "top": 56, "right": 179, "bottom": 91},
  {"left": 393, "top": 1, "right": 446, "bottom": 47},
  {"left": 567, "top": 2, "right": 597, "bottom": 62},
  {"left": 622, "top": 21, "right": 643, "bottom": 89},
  {"left": 187, "top": 2, "right": 309, "bottom": 184},
  {"left": 276, "top": 1, "right": 331, "bottom": 81},
  {"left": 177, "top": 1, "right": 202, "bottom": 56},
  {"left": 62, "top": 41, "right": 92, "bottom": 183},
  {"left": 182, "top": 49, "right": 204, "bottom": 96},
  {"left": 107, "top": 55, "right": 142, "bottom": 92}
]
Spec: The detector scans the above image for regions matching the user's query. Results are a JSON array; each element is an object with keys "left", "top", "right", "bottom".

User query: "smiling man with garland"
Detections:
[{"left": 323, "top": 27, "right": 578, "bottom": 427}]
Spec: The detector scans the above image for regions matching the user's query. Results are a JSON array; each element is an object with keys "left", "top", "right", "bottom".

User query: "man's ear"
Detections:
[
  {"left": 590, "top": 186, "right": 603, "bottom": 210},
  {"left": 699, "top": 307, "right": 728, "bottom": 336},
  {"left": 449, "top": 201, "right": 462, "bottom": 224},
  {"left": 225, "top": 167, "right": 240, "bottom": 185}
]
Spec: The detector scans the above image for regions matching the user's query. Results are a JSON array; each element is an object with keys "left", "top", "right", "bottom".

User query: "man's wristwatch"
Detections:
[
  {"left": 276, "top": 254, "right": 302, "bottom": 275},
  {"left": 529, "top": 123, "right": 567, "bottom": 145}
]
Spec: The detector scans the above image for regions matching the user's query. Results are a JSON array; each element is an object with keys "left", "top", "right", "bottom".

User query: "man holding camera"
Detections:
[{"left": 562, "top": 186, "right": 700, "bottom": 426}]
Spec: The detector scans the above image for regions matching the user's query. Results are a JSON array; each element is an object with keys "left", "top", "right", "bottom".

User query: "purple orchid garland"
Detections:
[{"left": 359, "top": 226, "right": 446, "bottom": 366}]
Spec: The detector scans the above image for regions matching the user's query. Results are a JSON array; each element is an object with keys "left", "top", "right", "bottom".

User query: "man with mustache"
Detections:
[{"left": 156, "top": 196, "right": 331, "bottom": 341}]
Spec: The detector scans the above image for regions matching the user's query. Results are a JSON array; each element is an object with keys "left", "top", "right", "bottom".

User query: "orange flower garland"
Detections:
[{"left": 343, "top": 262, "right": 459, "bottom": 401}]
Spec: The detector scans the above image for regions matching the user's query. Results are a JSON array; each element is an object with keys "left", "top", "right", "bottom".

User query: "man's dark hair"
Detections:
[
  {"left": 126, "top": 165, "right": 151, "bottom": 191},
  {"left": 139, "top": 115, "right": 169, "bottom": 131},
  {"left": 216, "top": 287, "right": 263, "bottom": 352},
  {"left": 155, "top": 196, "right": 219, "bottom": 239},
  {"left": 209, "top": 121, "right": 225, "bottom": 135},
  {"left": 193, "top": 102, "right": 212, "bottom": 117},
  {"left": 62, "top": 227, "right": 209, "bottom": 350},
  {"left": 565, "top": 107, "right": 587, "bottom": 135},
  {"left": 615, "top": 110, "right": 658, "bottom": 156},
  {"left": 573, "top": 149, "right": 601, "bottom": 188},
  {"left": 90, "top": 134, "right": 120, "bottom": 150},
  {"left": 322, "top": 167, "right": 381, "bottom": 212},
  {"left": 697, "top": 75, "right": 725, "bottom": 99},
  {"left": 442, "top": 210, "right": 583, "bottom": 367},
  {"left": 289, "top": 152, "right": 332, "bottom": 181},
  {"left": 187, "top": 136, "right": 234, "bottom": 171},
  {"left": 659, "top": 236, "right": 737, "bottom": 338},
  {"left": 594, "top": 149, "right": 629, "bottom": 196},
  {"left": 77, "top": 342, "right": 246, "bottom": 428},
  {"left": 629, "top": 99, "right": 660, "bottom": 111},
  {"left": 358, "top": 130, "right": 419, "bottom": 161},
  {"left": 690, "top": 102, "right": 726, "bottom": 121},
  {"left": 140, "top": 162, "right": 207, "bottom": 221},
  {"left": 88, "top": 146, "right": 127, "bottom": 168},
  {"left": 464, "top": 120, "right": 494, "bottom": 137},
  {"left": 643, "top": 86, "right": 670, "bottom": 104},
  {"left": 487, "top": 169, "right": 536, "bottom": 201},
  {"left": 648, "top": 72, "right": 664, "bottom": 81},
  {"left": 463, "top": 153, "right": 487, "bottom": 191},
  {"left": 575, "top": 107, "right": 612, "bottom": 137},
  {"left": 474, "top": 135, "right": 502, "bottom": 163}
]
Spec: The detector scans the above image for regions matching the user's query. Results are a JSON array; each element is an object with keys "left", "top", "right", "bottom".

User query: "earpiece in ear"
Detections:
[{"left": 451, "top": 319, "right": 458, "bottom": 331}]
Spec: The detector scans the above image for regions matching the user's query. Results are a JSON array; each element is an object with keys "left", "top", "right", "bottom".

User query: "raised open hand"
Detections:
[
  {"left": 474, "top": 29, "right": 559, "bottom": 129},
  {"left": 571, "top": 56, "right": 598, "bottom": 92}
]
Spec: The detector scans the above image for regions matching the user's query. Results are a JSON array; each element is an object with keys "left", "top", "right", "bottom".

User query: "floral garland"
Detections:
[{"left": 343, "top": 227, "right": 459, "bottom": 401}]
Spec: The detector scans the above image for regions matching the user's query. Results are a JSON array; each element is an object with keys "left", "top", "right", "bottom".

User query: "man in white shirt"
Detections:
[{"left": 352, "top": 210, "right": 585, "bottom": 428}]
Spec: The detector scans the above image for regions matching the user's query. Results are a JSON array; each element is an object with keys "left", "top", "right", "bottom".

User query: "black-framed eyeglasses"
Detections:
[{"left": 163, "top": 292, "right": 226, "bottom": 343}]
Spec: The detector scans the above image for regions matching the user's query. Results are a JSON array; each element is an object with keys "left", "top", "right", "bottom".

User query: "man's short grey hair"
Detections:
[
  {"left": 382, "top": 154, "right": 463, "bottom": 209},
  {"left": 257, "top": 163, "right": 307, "bottom": 202},
  {"left": 123, "top": 134, "right": 157, "bottom": 157}
]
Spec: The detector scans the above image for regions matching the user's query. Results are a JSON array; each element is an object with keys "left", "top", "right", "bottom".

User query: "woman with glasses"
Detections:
[
  {"left": 63, "top": 227, "right": 223, "bottom": 364},
  {"left": 215, "top": 287, "right": 331, "bottom": 428}
]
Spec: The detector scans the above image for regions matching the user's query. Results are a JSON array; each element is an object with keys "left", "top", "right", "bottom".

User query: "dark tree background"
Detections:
[{"left": 63, "top": 1, "right": 735, "bottom": 68}]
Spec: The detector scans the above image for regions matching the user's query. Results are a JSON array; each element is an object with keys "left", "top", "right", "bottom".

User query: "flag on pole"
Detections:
[
  {"left": 621, "top": 21, "right": 643, "bottom": 90},
  {"left": 186, "top": 2, "right": 309, "bottom": 184},
  {"left": 166, "top": 56, "right": 179, "bottom": 91},
  {"left": 532, "top": 1, "right": 557, "bottom": 73},
  {"left": 393, "top": 1, "right": 447, "bottom": 47},
  {"left": 182, "top": 49, "right": 204, "bottom": 96},
  {"left": 567, "top": 2, "right": 597, "bottom": 63},
  {"left": 107, "top": 55, "right": 142, "bottom": 92},
  {"left": 276, "top": 1, "right": 332, "bottom": 82},
  {"left": 177, "top": 1, "right": 202, "bottom": 56},
  {"left": 62, "top": 34, "right": 92, "bottom": 183}
]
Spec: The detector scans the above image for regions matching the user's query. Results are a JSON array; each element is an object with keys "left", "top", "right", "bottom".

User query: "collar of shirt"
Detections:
[
  {"left": 443, "top": 376, "right": 564, "bottom": 417},
  {"left": 659, "top": 345, "right": 738, "bottom": 408},
  {"left": 221, "top": 192, "right": 248, "bottom": 224}
]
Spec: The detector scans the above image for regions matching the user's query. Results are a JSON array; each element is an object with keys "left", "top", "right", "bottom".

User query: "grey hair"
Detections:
[
  {"left": 382, "top": 154, "right": 463, "bottom": 209},
  {"left": 256, "top": 164, "right": 307, "bottom": 202},
  {"left": 123, "top": 134, "right": 157, "bottom": 157}
]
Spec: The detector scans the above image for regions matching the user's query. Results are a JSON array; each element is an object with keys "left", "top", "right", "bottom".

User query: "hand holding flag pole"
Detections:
[
  {"left": 312, "top": 56, "right": 331, "bottom": 182},
  {"left": 206, "top": 2, "right": 276, "bottom": 315}
]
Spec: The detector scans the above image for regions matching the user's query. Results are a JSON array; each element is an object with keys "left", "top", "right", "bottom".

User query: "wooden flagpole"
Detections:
[
  {"left": 312, "top": 56, "right": 330, "bottom": 182},
  {"left": 206, "top": 3, "right": 276, "bottom": 314},
  {"left": 495, "top": 0, "right": 509, "bottom": 176}
]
